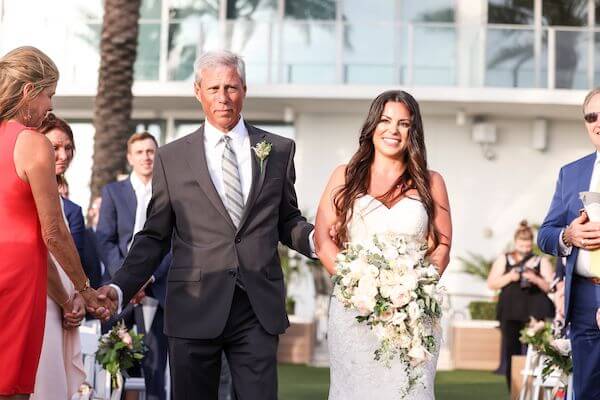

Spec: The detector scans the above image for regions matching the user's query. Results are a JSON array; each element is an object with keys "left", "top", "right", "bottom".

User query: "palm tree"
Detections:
[
  {"left": 90, "top": 0, "right": 141, "bottom": 198},
  {"left": 487, "top": 0, "right": 587, "bottom": 88}
]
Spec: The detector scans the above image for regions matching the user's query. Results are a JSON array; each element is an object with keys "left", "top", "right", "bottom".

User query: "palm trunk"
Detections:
[{"left": 90, "top": 0, "right": 141, "bottom": 200}]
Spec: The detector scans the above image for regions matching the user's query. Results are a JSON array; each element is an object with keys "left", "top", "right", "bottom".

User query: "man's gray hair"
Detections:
[
  {"left": 193, "top": 50, "right": 246, "bottom": 86},
  {"left": 584, "top": 87, "right": 600, "bottom": 111}
]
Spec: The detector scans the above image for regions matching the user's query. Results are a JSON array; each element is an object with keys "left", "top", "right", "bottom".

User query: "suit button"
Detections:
[{"left": 235, "top": 237, "right": 241, "bottom": 243}]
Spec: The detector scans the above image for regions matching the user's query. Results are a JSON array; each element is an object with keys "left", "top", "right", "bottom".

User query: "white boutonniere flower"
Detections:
[{"left": 252, "top": 140, "right": 272, "bottom": 173}]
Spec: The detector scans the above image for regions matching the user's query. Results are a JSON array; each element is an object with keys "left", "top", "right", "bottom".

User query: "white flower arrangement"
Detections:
[{"left": 332, "top": 231, "right": 444, "bottom": 397}]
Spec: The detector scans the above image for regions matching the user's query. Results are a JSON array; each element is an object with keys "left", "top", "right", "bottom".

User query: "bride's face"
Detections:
[{"left": 372, "top": 101, "right": 411, "bottom": 159}]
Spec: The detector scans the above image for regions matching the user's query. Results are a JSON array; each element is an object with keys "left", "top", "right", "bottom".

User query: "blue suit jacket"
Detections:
[
  {"left": 62, "top": 197, "right": 85, "bottom": 261},
  {"left": 96, "top": 178, "right": 171, "bottom": 307},
  {"left": 538, "top": 152, "right": 596, "bottom": 323}
]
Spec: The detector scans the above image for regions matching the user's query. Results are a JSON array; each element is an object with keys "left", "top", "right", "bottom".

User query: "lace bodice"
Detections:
[{"left": 347, "top": 195, "right": 429, "bottom": 244}]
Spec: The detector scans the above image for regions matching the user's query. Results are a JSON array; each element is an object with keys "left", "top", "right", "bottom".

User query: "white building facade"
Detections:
[{"left": 1, "top": 0, "right": 599, "bottom": 368}]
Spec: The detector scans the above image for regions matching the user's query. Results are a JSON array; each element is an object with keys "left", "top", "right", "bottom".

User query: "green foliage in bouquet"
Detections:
[
  {"left": 519, "top": 318, "right": 572, "bottom": 381},
  {"left": 96, "top": 320, "right": 146, "bottom": 388},
  {"left": 468, "top": 301, "right": 497, "bottom": 321}
]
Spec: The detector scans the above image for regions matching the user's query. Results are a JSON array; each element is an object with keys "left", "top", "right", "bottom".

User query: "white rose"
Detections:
[
  {"left": 356, "top": 275, "right": 378, "bottom": 298},
  {"left": 398, "top": 272, "right": 419, "bottom": 291},
  {"left": 351, "top": 294, "right": 376, "bottom": 316},
  {"left": 408, "top": 301, "right": 422, "bottom": 321},
  {"left": 383, "top": 246, "right": 399, "bottom": 261},
  {"left": 367, "top": 264, "right": 380, "bottom": 279},
  {"left": 550, "top": 339, "right": 571, "bottom": 356},
  {"left": 408, "top": 344, "right": 430, "bottom": 365},
  {"left": 390, "top": 285, "right": 411, "bottom": 308}
]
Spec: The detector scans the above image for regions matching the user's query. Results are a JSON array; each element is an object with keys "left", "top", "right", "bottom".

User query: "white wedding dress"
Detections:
[{"left": 328, "top": 195, "right": 441, "bottom": 400}]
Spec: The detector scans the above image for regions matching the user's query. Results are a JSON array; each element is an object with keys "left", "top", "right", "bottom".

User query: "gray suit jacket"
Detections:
[{"left": 112, "top": 123, "right": 313, "bottom": 339}]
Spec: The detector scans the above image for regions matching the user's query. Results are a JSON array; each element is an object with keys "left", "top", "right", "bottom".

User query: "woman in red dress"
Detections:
[{"left": 0, "top": 46, "right": 106, "bottom": 399}]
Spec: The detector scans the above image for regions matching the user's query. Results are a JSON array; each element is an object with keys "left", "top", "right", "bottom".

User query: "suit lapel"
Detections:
[
  {"left": 185, "top": 126, "right": 236, "bottom": 229},
  {"left": 237, "top": 124, "right": 268, "bottom": 232},
  {"left": 576, "top": 153, "right": 595, "bottom": 208},
  {"left": 123, "top": 179, "right": 137, "bottom": 228}
]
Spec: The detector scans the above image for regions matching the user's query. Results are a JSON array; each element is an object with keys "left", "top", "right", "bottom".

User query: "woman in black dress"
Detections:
[{"left": 487, "top": 220, "right": 555, "bottom": 387}]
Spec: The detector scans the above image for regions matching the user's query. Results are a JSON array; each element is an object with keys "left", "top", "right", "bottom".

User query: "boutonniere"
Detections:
[{"left": 252, "top": 140, "right": 272, "bottom": 174}]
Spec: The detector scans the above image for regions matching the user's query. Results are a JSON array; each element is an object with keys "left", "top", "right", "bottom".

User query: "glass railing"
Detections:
[{"left": 4, "top": 18, "right": 599, "bottom": 90}]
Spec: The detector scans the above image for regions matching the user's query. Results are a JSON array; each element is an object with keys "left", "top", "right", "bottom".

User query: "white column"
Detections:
[{"left": 455, "top": 0, "right": 487, "bottom": 87}]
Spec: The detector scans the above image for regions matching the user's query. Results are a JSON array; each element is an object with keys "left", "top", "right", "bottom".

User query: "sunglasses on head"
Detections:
[{"left": 584, "top": 112, "right": 599, "bottom": 123}]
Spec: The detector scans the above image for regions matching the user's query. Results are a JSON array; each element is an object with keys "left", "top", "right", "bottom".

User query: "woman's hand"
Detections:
[
  {"left": 507, "top": 267, "right": 521, "bottom": 282},
  {"left": 62, "top": 293, "right": 85, "bottom": 329}
]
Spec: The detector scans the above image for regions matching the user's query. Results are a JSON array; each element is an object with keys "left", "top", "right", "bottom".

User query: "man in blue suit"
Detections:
[
  {"left": 97, "top": 133, "right": 171, "bottom": 400},
  {"left": 539, "top": 88, "right": 600, "bottom": 398}
]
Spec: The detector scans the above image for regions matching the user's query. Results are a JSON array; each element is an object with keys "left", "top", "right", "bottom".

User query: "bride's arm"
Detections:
[
  {"left": 315, "top": 165, "right": 346, "bottom": 275},
  {"left": 428, "top": 171, "right": 452, "bottom": 274}
]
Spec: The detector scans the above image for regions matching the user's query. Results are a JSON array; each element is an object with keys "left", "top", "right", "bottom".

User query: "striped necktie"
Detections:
[{"left": 221, "top": 135, "right": 244, "bottom": 227}]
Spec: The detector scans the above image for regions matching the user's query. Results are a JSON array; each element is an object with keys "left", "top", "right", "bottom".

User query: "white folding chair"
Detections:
[
  {"left": 519, "top": 345, "right": 542, "bottom": 400},
  {"left": 79, "top": 320, "right": 111, "bottom": 400}
]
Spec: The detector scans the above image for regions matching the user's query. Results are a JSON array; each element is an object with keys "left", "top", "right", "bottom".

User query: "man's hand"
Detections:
[
  {"left": 130, "top": 289, "right": 146, "bottom": 305},
  {"left": 565, "top": 212, "right": 600, "bottom": 251},
  {"left": 62, "top": 293, "right": 85, "bottom": 329},
  {"left": 83, "top": 286, "right": 117, "bottom": 320}
]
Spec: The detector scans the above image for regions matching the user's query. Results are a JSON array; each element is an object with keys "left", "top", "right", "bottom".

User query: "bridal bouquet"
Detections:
[
  {"left": 333, "top": 232, "right": 444, "bottom": 387},
  {"left": 96, "top": 320, "right": 146, "bottom": 389}
]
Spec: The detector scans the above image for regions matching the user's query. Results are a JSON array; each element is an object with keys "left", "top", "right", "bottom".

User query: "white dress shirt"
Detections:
[
  {"left": 204, "top": 117, "right": 252, "bottom": 205},
  {"left": 128, "top": 172, "right": 152, "bottom": 250},
  {"left": 559, "top": 151, "right": 600, "bottom": 277}
]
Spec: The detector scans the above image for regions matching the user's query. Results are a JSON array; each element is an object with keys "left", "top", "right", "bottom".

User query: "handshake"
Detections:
[
  {"left": 81, "top": 281, "right": 148, "bottom": 321},
  {"left": 78, "top": 285, "right": 119, "bottom": 321}
]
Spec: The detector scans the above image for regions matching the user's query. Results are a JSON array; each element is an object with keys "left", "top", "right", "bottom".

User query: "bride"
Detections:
[{"left": 315, "top": 90, "right": 452, "bottom": 399}]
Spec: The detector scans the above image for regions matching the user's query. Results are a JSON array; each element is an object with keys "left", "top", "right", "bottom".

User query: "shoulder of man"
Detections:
[{"left": 562, "top": 152, "right": 596, "bottom": 172}]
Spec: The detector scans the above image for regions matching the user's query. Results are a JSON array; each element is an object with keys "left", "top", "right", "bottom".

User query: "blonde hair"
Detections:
[
  {"left": 0, "top": 46, "right": 59, "bottom": 121},
  {"left": 514, "top": 220, "right": 534, "bottom": 241}
]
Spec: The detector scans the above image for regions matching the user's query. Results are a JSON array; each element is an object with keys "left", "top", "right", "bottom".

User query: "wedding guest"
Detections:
[
  {"left": 32, "top": 113, "right": 86, "bottom": 399},
  {"left": 0, "top": 46, "right": 105, "bottom": 399},
  {"left": 487, "top": 220, "right": 554, "bottom": 388}
]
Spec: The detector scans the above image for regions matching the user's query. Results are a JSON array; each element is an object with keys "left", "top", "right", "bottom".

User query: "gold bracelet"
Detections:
[{"left": 76, "top": 278, "right": 90, "bottom": 294}]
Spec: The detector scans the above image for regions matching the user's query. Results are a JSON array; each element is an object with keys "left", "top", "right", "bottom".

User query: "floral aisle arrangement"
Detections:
[
  {"left": 520, "top": 318, "right": 573, "bottom": 384},
  {"left": 332, "top": 232, "right": 444, "bottom": 396},
  {"left": 96, "top": 320, "right": 146, "bottom": 390}
]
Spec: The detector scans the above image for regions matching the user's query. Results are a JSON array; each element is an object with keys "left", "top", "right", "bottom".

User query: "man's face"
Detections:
[
  {"left": 584, "top": 93, "right": 600, "bottom": 151},
  {"left": 194, "top": 65, "right": 246, "bottom": 133},
  {"left": 127, "top": 138, "right": 156, "bottom": 179}
]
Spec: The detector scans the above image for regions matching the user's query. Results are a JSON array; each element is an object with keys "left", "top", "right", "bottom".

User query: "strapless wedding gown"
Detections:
[{"left": 328, "top": 195, "right": 441, "bottom": 400}]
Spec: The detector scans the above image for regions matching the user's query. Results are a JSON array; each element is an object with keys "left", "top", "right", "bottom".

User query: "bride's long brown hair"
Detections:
[{"left": 333, "top": 90, "right": 440, "bottom": 248}]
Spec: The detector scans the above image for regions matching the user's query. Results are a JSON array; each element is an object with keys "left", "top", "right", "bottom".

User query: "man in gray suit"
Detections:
[{"left": 98, "top": 50, "right": 314, "bottom": 400}]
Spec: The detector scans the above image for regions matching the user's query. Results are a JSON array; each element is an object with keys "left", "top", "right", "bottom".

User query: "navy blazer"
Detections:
[
  {"left": 81, "top": 227, "right": 107, "bottom": 289},
  {"left": 96, "top": 178, "right": 171, "bottom": 307},
  {"left": 62, "top": 197, "right": 85, "bottom": 261},
  {"left": 538, "top": 152, "right": 595, "bottom": 323}
]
